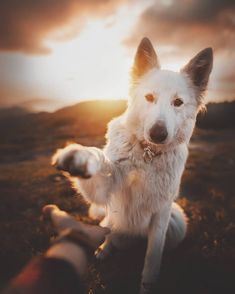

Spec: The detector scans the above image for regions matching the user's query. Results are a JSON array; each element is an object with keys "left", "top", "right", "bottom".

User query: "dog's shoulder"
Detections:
[
  {"left": 105, "top": 114, "right": 133, "bottom": 144},
  {"left": 104, "top": 114, "right": 136, "bottom": 160}
]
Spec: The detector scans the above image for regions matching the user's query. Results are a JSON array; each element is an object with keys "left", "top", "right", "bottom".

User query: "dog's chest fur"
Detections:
[{"left": 102, "top": 117, "right": 188, "bottom": 235}]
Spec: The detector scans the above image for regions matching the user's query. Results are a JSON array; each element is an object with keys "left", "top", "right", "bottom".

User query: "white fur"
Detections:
[{"left": 52, "top": 39, "right": 212, "bottom": 294}]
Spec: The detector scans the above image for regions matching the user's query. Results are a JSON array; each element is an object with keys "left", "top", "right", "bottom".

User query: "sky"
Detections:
[{"left": 0, "top": 0, "right": 234, "bottom": 111}]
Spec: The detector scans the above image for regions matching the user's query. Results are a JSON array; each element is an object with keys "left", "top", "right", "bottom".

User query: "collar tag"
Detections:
[{"left": 143, "top": 146, "right": 156, "bottom": 163}]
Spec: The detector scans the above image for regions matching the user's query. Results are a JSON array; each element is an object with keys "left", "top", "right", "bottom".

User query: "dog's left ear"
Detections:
[
  {"left": 181, "top": 48, "right": 213, "bottom": 98},
  {"left": 132, "top": 37, "right": 160, "bottom": 81}
]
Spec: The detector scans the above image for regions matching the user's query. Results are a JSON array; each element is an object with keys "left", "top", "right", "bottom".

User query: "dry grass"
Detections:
[{"left": 0, "top": 101, "right": 234, "bottom": 293}]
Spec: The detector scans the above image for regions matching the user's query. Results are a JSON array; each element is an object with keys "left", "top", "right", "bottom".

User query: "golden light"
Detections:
[{"left": 30, "top": 4, "right": 145, "bottom": 107}]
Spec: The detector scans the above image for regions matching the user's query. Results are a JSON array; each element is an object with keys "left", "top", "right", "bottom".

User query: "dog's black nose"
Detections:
[{"left": 149, "top": 122, "right": 168, "bottom": 143}]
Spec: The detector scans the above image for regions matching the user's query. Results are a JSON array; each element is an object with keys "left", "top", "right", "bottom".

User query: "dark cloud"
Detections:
[
  {"left": 147, "top": 0, "right": 235, "bottom": 23},
  {"left": 0, "top": 0, "right": 125, "bottom": 54},
  {"left": 125, "top": 0, "right": 235, "bottom": 54}
]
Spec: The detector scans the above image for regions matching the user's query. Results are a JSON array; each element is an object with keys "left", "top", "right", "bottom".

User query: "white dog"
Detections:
[{"left": 52, "top": 38, "right": 213, "bottom": 293}]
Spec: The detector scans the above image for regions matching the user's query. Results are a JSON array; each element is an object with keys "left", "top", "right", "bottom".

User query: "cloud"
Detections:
[
  {"left": 124, "top": 0, "right": 235, "bottom": 102},
  {"left": 0, "top": 0, "right": 126, "bottom": 54},
  {"left": 147, "top": 0, "right": 234, "bottom": 23},
  {"left": 125, "top": 0, "right": 235, "bottom": 54}
]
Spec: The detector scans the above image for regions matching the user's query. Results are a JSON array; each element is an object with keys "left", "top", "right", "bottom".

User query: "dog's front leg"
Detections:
[
  {"left": 52, "top": 143, "right": 116, "bottom": 205},
  {"left": 140, "top": 203, "right": 172, "bottom": 294}
]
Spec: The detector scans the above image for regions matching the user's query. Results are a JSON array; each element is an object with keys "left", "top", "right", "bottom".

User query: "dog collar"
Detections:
[
  {"left": 116, "top": 140, "right": 163, "bottom": 164},
  {"left": 140, "top": 141, "right": 162, "bottom": 163}
]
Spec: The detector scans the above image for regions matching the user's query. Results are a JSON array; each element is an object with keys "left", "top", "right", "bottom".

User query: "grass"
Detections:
[{"left": 0, "top": 102, "right": 234, "bottom": 293}]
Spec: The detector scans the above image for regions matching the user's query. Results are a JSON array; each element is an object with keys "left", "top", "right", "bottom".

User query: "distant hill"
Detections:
[
  {"left": 197, "top": 101, "right": 235, "bottom": 129},
  {"left": 0, "top": 99, "right": 234, "bottom": 163},
  {"left": 0, "top": 100, "right": 126, "bottom": 133},
  {"left": 0, "top": 100, "right": 234, "bottom": 137},
  {"left": 0, "top": 100, "right": 127, "bottom": 162},
  {"left": 0, "top": 106, "right": 28, "bottom": 119}
]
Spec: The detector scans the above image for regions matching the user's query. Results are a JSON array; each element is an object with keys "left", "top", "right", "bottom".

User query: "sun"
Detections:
[{"left": 38, "top": 6, "right": 144, "bottom": 105}]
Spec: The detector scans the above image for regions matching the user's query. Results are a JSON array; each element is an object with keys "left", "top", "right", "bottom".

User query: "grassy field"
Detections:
[{"left": 0, "top": 101, "right": 234, "bottom": 293}]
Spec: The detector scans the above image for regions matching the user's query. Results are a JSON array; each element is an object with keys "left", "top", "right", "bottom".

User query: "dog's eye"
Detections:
[
  {"left": 173, "top": 98, "right": 183, "bottom": 107},
  {"left": 145, "top": 93, "right": 155, "bottom": 103}
]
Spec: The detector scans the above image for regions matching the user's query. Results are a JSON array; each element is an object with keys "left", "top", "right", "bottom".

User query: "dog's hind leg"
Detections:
[
  {"left": 140, "top": 202, "right": 187, "bottom": 293},
  {"left": 96, "top": 232, "right": 134, "bottom": 259},
  {"left": 96, "top": 233, "right": 115, "bottom": 260}
]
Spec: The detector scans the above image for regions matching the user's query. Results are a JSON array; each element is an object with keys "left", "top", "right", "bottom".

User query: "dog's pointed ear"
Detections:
[
  {"left": 132, "top": 37, "right": 160, "bottom": 80},
  {"left": 181, "top": 48, "right": 213, "bottom": 96}
]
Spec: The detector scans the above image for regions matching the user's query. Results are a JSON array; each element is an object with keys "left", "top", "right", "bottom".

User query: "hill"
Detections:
[
  {"left": 0, "top": 99, "right": 234, "bottom": 163},
  {"left": 1, "top": 99, "right": 234, "bottom": 138},
  {"left": 197, "top": 101, "right": 235, "bottom": 129}
]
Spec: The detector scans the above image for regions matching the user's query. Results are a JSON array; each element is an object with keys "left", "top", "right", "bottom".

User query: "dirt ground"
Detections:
[{"left": 0, "top": 102, "right": 234, "bottom": 294}]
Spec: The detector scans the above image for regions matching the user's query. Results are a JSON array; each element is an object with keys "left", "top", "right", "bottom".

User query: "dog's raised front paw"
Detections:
[{"left": 52, "top": 144, "right": 101, "bottom": 178}]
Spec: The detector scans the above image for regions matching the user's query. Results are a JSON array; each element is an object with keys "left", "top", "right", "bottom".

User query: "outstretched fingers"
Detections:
[{"left": 42, "top": 204, "right": 110, "bottom": 248}]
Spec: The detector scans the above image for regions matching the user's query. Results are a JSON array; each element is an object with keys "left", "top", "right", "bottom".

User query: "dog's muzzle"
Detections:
[{"left": 149, "top": 122, "right": 168, "bottom": 144}]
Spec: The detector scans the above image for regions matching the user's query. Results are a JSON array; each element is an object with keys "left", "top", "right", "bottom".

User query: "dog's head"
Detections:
[{"left": 127, "top": 37, "right": 213, "bottom": 147}]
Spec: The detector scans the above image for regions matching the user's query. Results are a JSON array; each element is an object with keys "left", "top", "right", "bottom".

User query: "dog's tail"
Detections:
[{"left": 165, "top": 202, "right": 187, "bottom": 250}]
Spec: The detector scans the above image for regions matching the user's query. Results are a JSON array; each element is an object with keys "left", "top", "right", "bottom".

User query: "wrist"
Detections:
[
  {"left": 52, "top": 228, "right": 96, "bottom": 255},
  {"left": 45, "top": 241, "right": 88, "bottom": 276}
]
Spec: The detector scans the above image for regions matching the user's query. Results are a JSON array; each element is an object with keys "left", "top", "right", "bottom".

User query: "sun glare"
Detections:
[
  {"left": 0, "top": 0, "right": 234, "bottom": 111},
  {"left": 1, "top": 2, "right": 204, "bottom": 110},
  {"left": 34, "top": 5, "right": 144, "bottom": 105}
]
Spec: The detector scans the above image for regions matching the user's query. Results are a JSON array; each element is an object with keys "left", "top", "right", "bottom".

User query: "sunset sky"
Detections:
[{"left": 0, "top": 0, "right": 234, "bottom": 111}]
